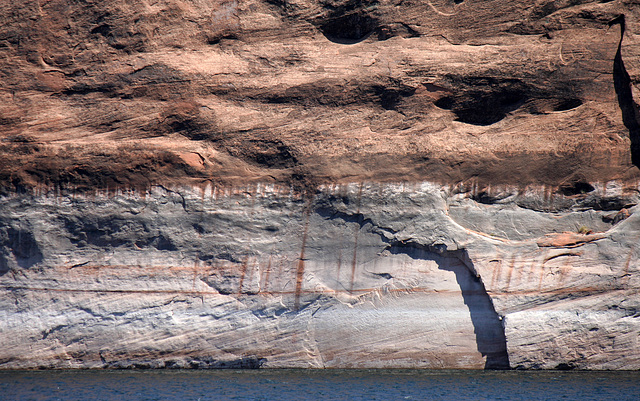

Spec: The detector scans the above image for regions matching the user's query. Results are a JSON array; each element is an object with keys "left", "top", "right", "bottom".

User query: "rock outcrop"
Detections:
[
  {"left": 1, "top": 183, "right": 639, "bottom": 369},
  {"left": 1, "top": 0, "right": 640, "bottom": 369}
]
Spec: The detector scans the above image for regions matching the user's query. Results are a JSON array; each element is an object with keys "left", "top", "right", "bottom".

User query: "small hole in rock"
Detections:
[
  {"left": 559, "top": 182, "right": 595, "bottom": 196},
  {"left": 553, "top": 98, "right": 582, "bottom": 111},
  {"left": 317, "top": 13, "right": 378, "bottom": 44}
]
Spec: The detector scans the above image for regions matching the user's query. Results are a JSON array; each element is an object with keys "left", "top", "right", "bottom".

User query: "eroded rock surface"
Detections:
[
  {"left": 0, "top": 182, "right": 638, "bottom": 369},
  {"left": 1, "top": 0, "right": 640, "bottom": 190},
  {"left": 1, "top": 0, "right": 640, "bottom": 369}
]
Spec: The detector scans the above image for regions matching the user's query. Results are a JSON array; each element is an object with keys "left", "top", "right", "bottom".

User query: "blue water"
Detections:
[{"left": 1, "top": 369, "right": 639, "bottom": 401}]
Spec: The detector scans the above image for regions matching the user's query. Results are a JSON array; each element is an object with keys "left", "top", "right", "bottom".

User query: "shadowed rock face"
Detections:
[
  {"left": 388, "top": 244, "right": 510, "bottom": 369},
  {"left": 1, "top": 0, "right": 640, "bottom": 369},
  {"left": 610, "top": 15, "right": 640, "bottom": 168},
  {"left": 0, "top": 227, "right": 43, "bottom": 274}
]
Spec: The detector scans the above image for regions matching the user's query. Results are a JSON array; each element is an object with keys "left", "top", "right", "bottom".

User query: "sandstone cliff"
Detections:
[{"left": 1, "top": 0, "right": 640, "bottom": 369}]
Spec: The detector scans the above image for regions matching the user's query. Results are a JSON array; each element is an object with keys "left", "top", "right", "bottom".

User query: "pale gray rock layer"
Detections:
[{"left": 0, "top": 181, "right": 639, "bottom": 369}]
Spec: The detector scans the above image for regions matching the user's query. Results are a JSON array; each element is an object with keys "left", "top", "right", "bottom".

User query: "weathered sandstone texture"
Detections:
[
  {"left": 1, "top": 0, "right": 640, "bottom": 369},
  {"left": 2, "top": 0, "right": 640, "bottom": 189},
  {"left": 1, "top": 183, "right": 639, "bottom": 369}
]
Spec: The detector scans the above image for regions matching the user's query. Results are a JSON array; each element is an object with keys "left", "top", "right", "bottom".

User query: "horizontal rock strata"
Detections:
[
  {"left": 1, "top": 0, "right": 640, "bottom": 370},
  {"left": 1, "top": 182, "right": 638, "bottom": 369},
  {"left": 1, "top": 0, "right": 640, "bottom": 190}
]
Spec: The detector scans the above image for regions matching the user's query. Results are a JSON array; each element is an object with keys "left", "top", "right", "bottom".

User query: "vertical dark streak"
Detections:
[
  {"left": 336, "top": 247, "right": 342, "bottom": 285},
  {"left": 263, "top": 255, "right": 272, "bottom": 292},
  {"left": 349, "top": 226, "right": 359, "bottom": 293},
  {"left": 192, "top": 252, "right": 200, "bottom": 291},
  {"left": 237, "top": 257, "right": 248, "bottom": 296},
  {"left": 349, "top": 183, "right": 364, "bottom": 293},
  {"left": 610, "top": 15, "right": 640, "bottom": 167},
  {"left": 294, "top": 202, "right": 312, "bottom": 311}
]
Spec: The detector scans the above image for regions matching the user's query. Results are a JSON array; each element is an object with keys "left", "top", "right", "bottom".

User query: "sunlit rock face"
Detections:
[
  {"left": 0, "top": 182, "right": 638, "bottom": 369},
  {"left": 1, "top": 0, "right": 640, "bottom": 191},
  {"left": 2, "top": 0, "right": 640, "bottom": 370}
]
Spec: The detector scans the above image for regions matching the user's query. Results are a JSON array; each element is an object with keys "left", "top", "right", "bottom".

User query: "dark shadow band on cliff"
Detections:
[
  {"left": 0, "top": 227, "right": 43, "bottom": 276},
  {"left": 388, "top": 243, "right": 510, "bottom": 369},
  {"left": 610, "top": 15, "right": 640, "bottom": 168}
]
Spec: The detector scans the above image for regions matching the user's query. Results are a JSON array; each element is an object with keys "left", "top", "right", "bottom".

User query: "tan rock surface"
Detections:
[{"left": 1, "top": 0, "right": 640, "bottom": 191}]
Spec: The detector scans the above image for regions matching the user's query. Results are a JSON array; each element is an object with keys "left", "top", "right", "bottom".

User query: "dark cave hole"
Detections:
[
  {"left": 553, "top": 98, "right": 582, "bottom": 112},
  {"left": 472, "top": 191, "right": 504, "bottom": 205},
  {"left": 317, "top": 12, "right": 379, "bottom": 44},
  {"left": 207, "top": 34, "right": 239, "bottom": 45},
  {"left": 555, "top": 362, "right": 577, "bottom": 370},
  {"left": 380, "top": 91, "right": 401, "bottom": 110},
  {"left": 559, "top": 182, "right": 595, "bottom": 196},
  {"left": 90, "top": 24, "right": 112, "bottom": 37},
  {"left": 433, "top": 96, "right": 454, "bottom": 110},
  {"left": 434, "top": 90, "right": 527, "bottom": 126}
]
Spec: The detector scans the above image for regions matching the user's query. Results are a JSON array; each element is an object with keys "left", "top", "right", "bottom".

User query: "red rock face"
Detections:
[{"left": 1, "top": 0, "right": 639, "bottom": 192}]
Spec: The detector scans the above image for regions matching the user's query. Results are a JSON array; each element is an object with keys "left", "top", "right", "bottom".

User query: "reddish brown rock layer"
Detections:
[{"left": 1, "top": 0, "right": 640, "bottom": 192}]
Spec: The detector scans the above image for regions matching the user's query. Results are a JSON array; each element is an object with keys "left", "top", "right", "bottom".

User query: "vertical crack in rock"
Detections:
[
  {"left": 388, "top": 242, "right": 510, "bottom": 370},
  {"left": 610, "top": 15, "right": 640, "bottom": 167}
]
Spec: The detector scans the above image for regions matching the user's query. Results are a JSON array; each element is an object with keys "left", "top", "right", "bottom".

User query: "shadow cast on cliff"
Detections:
[
  {"left": 611, "top": 15, "right": 640, "bottom": 168},
  {"left": 0, "top": 227, "right": 43, "bottom": 276},
  {"left": 389, "top": 243, "right": 510, "bottom": 369}
]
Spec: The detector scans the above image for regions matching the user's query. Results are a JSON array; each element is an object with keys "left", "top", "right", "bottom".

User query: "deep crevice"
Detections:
[{"left": 610, "top": 15, "right": 640, "bottom": 168}]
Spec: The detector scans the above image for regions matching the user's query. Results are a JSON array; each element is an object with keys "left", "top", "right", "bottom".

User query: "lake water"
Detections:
[{"left": 1, "top": 369, "right": 639, "bottom": 401}]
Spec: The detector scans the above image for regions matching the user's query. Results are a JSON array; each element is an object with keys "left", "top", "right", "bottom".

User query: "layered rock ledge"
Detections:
[
  {"left": 1, "top": 0, "right": 640, "bottom": 369},
  {"left": 1, "top": 182, "right": 639, "bottom": 369},
  {"left": 1, "top": 0, "right": 640, "bottom": 190}
]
